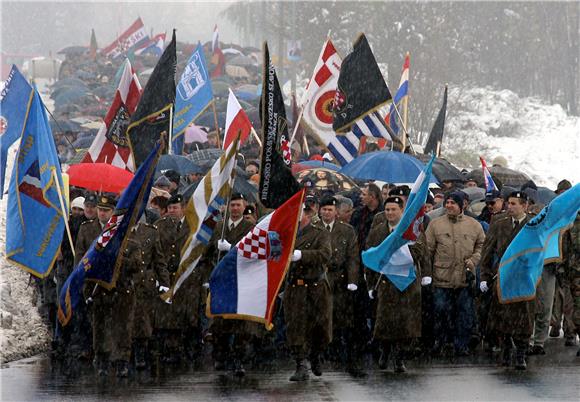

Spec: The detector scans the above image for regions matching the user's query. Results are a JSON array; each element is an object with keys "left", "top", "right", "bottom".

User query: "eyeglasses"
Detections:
[{"left": 486, "top": 200, "right": 498, "bottom": 206}]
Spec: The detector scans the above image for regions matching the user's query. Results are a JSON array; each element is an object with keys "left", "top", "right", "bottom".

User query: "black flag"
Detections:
[
  {"left": 258, "top": 42, "right": 300, "bottom": 209},
  {"left": 332, "top": 33, "right": 391, "bottom": 133},
  {"left": 127, "top": 30, "right": 176, "bottom": 168},
  {"left": 424, "top": 85, "right": 448, "bottom": 156}
]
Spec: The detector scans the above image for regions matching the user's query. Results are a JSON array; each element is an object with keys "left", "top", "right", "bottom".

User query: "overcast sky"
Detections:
[{"left": 1, "top": 1, "right": 242, "bottom": 56}]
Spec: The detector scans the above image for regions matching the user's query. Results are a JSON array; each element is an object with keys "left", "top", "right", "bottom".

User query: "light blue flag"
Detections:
[
  {"left": 6, "top": 90, "right": 65, "bottom": 278},
  {"left": 498, "top": 183, "right": 580, "bottom": 303},
  {"left": 362, "top": 155, "right": 434, "bottom": 291},
  {"left": 0, "top": 65, "right": 34, "bottom": 198},
  {"left": 172, "top": 43, "right": 214, "bottom": 155}
]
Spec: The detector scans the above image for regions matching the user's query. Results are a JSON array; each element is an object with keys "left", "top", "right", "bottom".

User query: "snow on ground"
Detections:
[
  {"left": 0, "top": 144, "right": 51, "bottom": 363},
  {"left": 444, "top": 86, "right": 580, "bottom": 188}
]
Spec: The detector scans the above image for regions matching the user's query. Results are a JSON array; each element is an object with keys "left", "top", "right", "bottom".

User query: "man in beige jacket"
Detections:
[{"left": 424, "top": 191, "right": 486, "bottom": 356}]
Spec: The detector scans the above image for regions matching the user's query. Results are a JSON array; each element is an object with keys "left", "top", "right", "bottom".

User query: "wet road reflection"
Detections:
[{"left": 1, "top": 340, "right": 578, "bottom": 401}]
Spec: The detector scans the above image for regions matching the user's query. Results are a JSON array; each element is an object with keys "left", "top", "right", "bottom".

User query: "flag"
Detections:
[
  {"left": 385, "top": 53, "right": 409, "bottom": 136},
  {"left": 480, "top": 156, "right": 498, "bottom": 192},
  {"left": 172, "top": 43, "right": 214, "bottom": 155},
  {"left": 89, "top": 28, "right": 98, "bottom": 60},
  {"left": 101, "top": 17, "right": 149, "bottom": 59},
  {"left": 259, "top": 42, "right": 301, "bottom": 209},
  {"left": 134, "top": 33, "right": 166, "bottom": 57},
  {"left": 332, "top": 34, "right": 392, "bottom": 133},
  {"left": 0, "top": 65, "right": 33, "bottom": 198},
  {"left": 498, "top": 184, "right": 580, "bottom": 304},
  {"left": 223, "top": 89, "right": 253, "bottom": 150},
  {"left": 81, "top": 59, "right": 142, "bottom": 171},
  {"left": 362, "top": 155, "right": 435, "bottom": 291},
  {"left": 127, "top": 30, "right": 176, "bottom": 169},
  {"left": 58, "top": 141, "right": 162, "bottom": 326},
  {"left": 208, "top": 189, "right": 304, "bottom": 329},
  {"left": 161, "top": 137, "right": 240, "bottom": 302},
  {"left": 6, "top": 90, "right": 66, "bottom": 278},
  {"left": 212, "top": 24, "right": 219, "bottom": 53},
  {"left": 424, "top": 85, "right": 448, "bottom": 156}
]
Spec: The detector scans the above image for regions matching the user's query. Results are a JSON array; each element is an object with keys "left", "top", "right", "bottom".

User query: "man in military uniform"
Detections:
[
  {"left": 284, "top": 203, "right": 332, "bottom": 381},
  {"left": 480, "top": 191, "right": 533, "bottom": 370},
  {"left": 130, "top": 217, "right": 170, "bottom": 370},
  {"left": 318, "top": 196, "right": 362, "bottom": 376},
  {"left": 366, "top": 196, "right": 424, "bottom": 373},
  {"left": 153, "top": 194, "right": 193, "bottom": 366},
  {"left": 568, "top": 213, "right": 580, "bottom": 356},
  {"left": 203, "top": 193, "right": 256, "bottom": 376}
]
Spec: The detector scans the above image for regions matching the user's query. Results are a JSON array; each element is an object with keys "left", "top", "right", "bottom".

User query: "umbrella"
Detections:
[
  {"left": 188, "top": 148, "right": 225, "bottom": 163},
  {"left": 227, "top": 55, "right": 255, "bottom": 67},
  {"left": 211, "top": 80, "right": 230, "bottom": 98},
  {"left": 196, "top": 112, "right": 226, "bottom": 128},
  {"left": 467, "top": 166, "right": 531, "bottom": 188},
  {"left": 67, "top": 163, "right": 134, "bottom": 193},
  {"left": 295, "top": 168, "right": 359, "bottom": 193},
  {"left": 72, "top": 136, "right": 94, "bottom": 148},
  {"left": 92, "top": 85, "right": 115, "bottom": 99},
  {"left": 54, "top": 88, "right": 91, "bottom": 106},
  {"left": 181, "top": 176, "right": 257, "bottom": 203},
  {"left": 292, "top": 160, "right": 340, "bottom": 174},
  {"left": 523, "top": 186, "right": 557, "bottom": 206},
  {"left": 50, "top": 119, "right": 82, "bottom": 133},
  {"left": 414, "top": 154, "right": 465, "bottom": 183},
  {"left": 339, "top": 151, "right": 438, "bottom": 184},
  {"left": 156, "top": 154, "right": 204, "bottom": 176},
  {"left": 52, "top": 78, "right": 87, "bottom": 88},
  {"left": 233, "top": 90, "right": 259, "bottom": 101},
  {"left": 184, "top": 125, "right": 208, "bottom": 144},
  {"left": 236, "top": 84, "right": 259, "bottom": 94},
  {"left": 461, "top": 187, "right": 486, "bottom": 203}
]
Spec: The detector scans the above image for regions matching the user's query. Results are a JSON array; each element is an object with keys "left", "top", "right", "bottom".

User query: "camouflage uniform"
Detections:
[{"left": 567, "top": 214, "right": 580, "bottom": 354}]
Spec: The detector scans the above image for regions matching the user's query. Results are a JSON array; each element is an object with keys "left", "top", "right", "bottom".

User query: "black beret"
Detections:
[
  {"left": 243, "top": 205, "right": 256, "bottom": 215},
  {"left": 305, "top": 194, "right": 319, "bottom": 204},
  {"left": 384, "top": 196, "right": 404, "bottom": 207},
  {"left": 485, "top": 190, "right": 502, "bottom": 202},
  {"left": 97, "top": 194, "right": 117, "bottom": 210},
  {"left": 163, "top": 169, "right": 181, "bottom": 185},
  {"left": 508, "top": 191, "right": 529, "bottom": 201},
  {"left": 231, "top": 193, "right": 246, "bottom": 201},
  {"left": 389, "top": 185, "right": 410, "bottom": 197},
  {"left": 319, "top": 196, "right": 337, "bottom": 208},
  {"left": 168, "top": 194, "right": 184, "bottom": 205}
]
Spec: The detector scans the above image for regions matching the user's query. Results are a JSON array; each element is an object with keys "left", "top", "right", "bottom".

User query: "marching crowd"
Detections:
[{"left": 32, "top": 160, "right": 580, "bottom": 381}]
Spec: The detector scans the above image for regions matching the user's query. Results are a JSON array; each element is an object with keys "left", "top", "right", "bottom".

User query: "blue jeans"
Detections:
[{"left": 432, "top": 287, "right": 475, "bottom": 351}]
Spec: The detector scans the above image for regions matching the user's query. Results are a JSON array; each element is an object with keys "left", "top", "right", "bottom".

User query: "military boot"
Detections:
[
  {"left": 116, "top": 360, "right": 129, "bottom": 377},
  {"left": 95, "top": 356, "right": 109, "bottom": 377},
  {"left": 233, "top": 359, "right": 246, "bottom": 377},
  {"left": 393, "top": 346, "right": 407, "bottom": 373},
  {"left": 310, "top": 354, "right": 322, "bottom": 377},
  {"left": 289, "top": 359, "right": 309, "bottom": 382},
  {"left": 134, "top": 341, "right": 147, "bottom": 370},
  {"left": 514, "top": 349, "right": 527, "bottom": 370},
  {"left": 501, "top": 338, "right": 514, "bottom": 367}
]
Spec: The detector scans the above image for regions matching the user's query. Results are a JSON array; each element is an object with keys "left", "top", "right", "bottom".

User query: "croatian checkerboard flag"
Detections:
[
  {"left": 208, "top": 189, "right": 305, "bottom": 329},
  {"left": 480, "top": 156, "right": 498, "bottom": 192}
]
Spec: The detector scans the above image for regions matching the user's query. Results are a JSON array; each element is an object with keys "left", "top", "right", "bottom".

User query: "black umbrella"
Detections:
[
  {"left": 72, "top": 136, "right": 94, "bottom": 148},
  {"left": 468, "top": 166, "right": 531, "bottom": 189},
  {"left": 196, "top": 112, "right": 226, "bottom": 129},
  {"left": 156, "top": 154, "right": 204, "bottom": 176},
  {"left": 415, "top": 154, "right": 465, "bottom": 183},
  {"left": 181, "top": 176, "right": 257, "bottom": 203}
]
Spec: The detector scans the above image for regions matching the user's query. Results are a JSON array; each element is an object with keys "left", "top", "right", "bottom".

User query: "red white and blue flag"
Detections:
[
  {"left": 135, "top": 33, "right": 166, "bottom": 57},
  {"left": 101, "top": 17, "right": 149, "bottom": 59},
  {"left": 208, "top": 189, "right": 305, "bottom": 329},
  {"left": 480, "top": 156, "right": 498, "bottom": 192},
  {"left": 362, "top": 156, "right": 434, "bottom": 291},
  {"left": 212, "top": 24, "right": 219, "bottom": 53},
  {"left": 385, "top": 53, "right": 409, "bottom": 136}
]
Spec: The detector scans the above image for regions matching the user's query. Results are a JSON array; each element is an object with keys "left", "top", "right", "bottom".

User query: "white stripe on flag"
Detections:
[{"left": 236, "top": 256, "right": 268, "bottom": 317}]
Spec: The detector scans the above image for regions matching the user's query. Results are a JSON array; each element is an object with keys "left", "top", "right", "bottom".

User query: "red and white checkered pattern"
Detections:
[
  {"left": 97, "top": 214, "right": 124, "bottom": 248},
  {"left": 237, "top": 227, "right": 268, "bottom": 260},
  {"left": 280, "top": 138, "right": 291, "bottom": 166}
]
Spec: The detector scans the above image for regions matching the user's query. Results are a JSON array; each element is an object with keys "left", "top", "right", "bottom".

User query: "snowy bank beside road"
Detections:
[{"left": 445, "top": 86, "right": 580, "bottom": 188}]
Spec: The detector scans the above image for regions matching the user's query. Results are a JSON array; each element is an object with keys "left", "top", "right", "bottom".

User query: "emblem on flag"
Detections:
[
  {"left": 177, "top": 52, "right": 208, "bottom": 101},
  {"left": 18, "top": 160, "right": 50, "bottom": 208},
  {"left": 0, "top": 116, "right": 7, "bottom": 135}
]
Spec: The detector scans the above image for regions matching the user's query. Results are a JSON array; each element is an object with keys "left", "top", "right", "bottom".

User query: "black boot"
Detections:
[
  {"left": 393, "top": 345, "right": 406, "bottom": 373},
  {"left": 134, "top": 341, "right": 147, "bottom": 370},
  {"left": 289, "top": 359, "right": 309, "bottom": 381},
  {"left": 502, "top": 338, "right": 514, "bottom": 367},
  {"left": 379, "top": 343, "right": 390, "bottom": 370},
  {"left": 514, "top": 349, "right": 527, "bottom": 370},
  {"left": 116, "top": 360, "right": 129, "bottom": 378},
  {"left": 233, "top": 359, "right": 245, "bottom": 377},
  {"left": 310, "top": 354, "right": 322, "bottom": 377},
  {"left": 95, "top": 356, "right": 109, "bottom": 377}
]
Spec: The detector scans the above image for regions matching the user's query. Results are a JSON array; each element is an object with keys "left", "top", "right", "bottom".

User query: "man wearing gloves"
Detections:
[
  {"left": 424, "top": 191, "right": 485, "bottom": 356},
  {"left": 366, "top": 196, "right": 425, "bottom": 373},
  {"left": 284, "top": 202, "right": 332, "bottom": 381},
  {"left": 480, "top": 191, "right": 533, "bottom": 370},
  {"left": 318, "top": 196, "right": 363, "bottom": 376},
  {"left": 203, "top": 193, "right": 256, "bottom": 376}
]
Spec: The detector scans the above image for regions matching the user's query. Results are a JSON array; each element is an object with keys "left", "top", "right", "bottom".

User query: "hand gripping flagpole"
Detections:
[{"left": 52, "top": 169, "right": 75, "bottom": 259}]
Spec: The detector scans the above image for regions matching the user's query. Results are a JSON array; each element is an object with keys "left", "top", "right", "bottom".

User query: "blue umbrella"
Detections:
[
  {"left": 297, "top": 160, "right": 340, "bottom": 171},
  {"left": 339, "top": 151, "right": 439, "bottom": 184},
  {"left": 72, "top": 136, "right": 94, "bottom": 148},
  {"left": 156, "top": 154, "right": 204, "bottom": 176},
  {"left": 234, "top": 90, "right": 260, "bottom": 101}
]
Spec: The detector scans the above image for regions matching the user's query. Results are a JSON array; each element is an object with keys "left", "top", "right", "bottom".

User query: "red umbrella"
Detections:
[{"left": 67, "top": 163, "right": 134, "bottom": 194}]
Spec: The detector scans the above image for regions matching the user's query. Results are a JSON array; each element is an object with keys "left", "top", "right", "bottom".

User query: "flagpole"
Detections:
[
  {"left": 211, "top": 101, "right": 222, "bottom": 148},
  {"left": 288, "top": 107, "right": 304, "bottom": 146},
  {"left": 43, "top": 104, "right": 78, "bottom": 153},
  {"left": 52, "top": 170, "right": 75, "bottom": 258},
  {"left": 402, "top": 52, "right": 410, "bottom": 151},
  {"left": 168, "top": 104, "right": 174, "bottom": 154},
  {"left": 391, "top": 99, "right": 415, "bottom": 154}
]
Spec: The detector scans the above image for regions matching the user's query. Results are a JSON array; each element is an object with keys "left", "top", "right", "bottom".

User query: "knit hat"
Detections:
[{"left": 445, "top": 191, "right": 466, "bottom": 210}]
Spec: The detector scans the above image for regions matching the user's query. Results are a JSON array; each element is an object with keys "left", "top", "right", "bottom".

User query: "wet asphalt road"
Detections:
[{"left": 1, "top": 339, "right": 579, "bottom": 401}]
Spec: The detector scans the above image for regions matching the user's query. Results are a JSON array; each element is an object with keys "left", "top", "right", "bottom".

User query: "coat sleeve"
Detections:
[
  {"left": 468, "top": 222, "right": 486, "bottom": 267},
  {"left": 73, "top": 225, "right": 90, "bottom": 266},
  {"left": 346, "top": 226, "right": 360, "bottom": 285},
  {"left": 423, "top": 222, "right": 437, "bottom": 277},
  {"left": 364, "top": 222, "right": 382, "bottom": 291},
  {"left": 480, "top": 221, "right": 499, "bottom": 282},
  {"left": 153, "top": 228, "right": 170, "bottom": 287}
]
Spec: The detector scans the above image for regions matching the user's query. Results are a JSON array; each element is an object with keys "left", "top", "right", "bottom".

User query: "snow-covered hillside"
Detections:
[{"left": 444, "top": 86, "right": 580, "bottom": 188}]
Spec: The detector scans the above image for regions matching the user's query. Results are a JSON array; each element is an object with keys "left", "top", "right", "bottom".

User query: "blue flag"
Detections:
[
  {"left": 172, "top": 43, "right": 214, "bottom": 155},
  {"left": 6, "top": 90, "right": 65, "bottom": 278},
  {"left": 362, "top": 155, "right": 434, "bottom": 291},
  {"left": 0, "top": 65, "right": 34, "bottom": 198},
  {"left": 57, "top": 141, "right": 161, "bottom": 326},
  {"left": 498, "top": 183, "right": 580, "bottom": 303}
]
